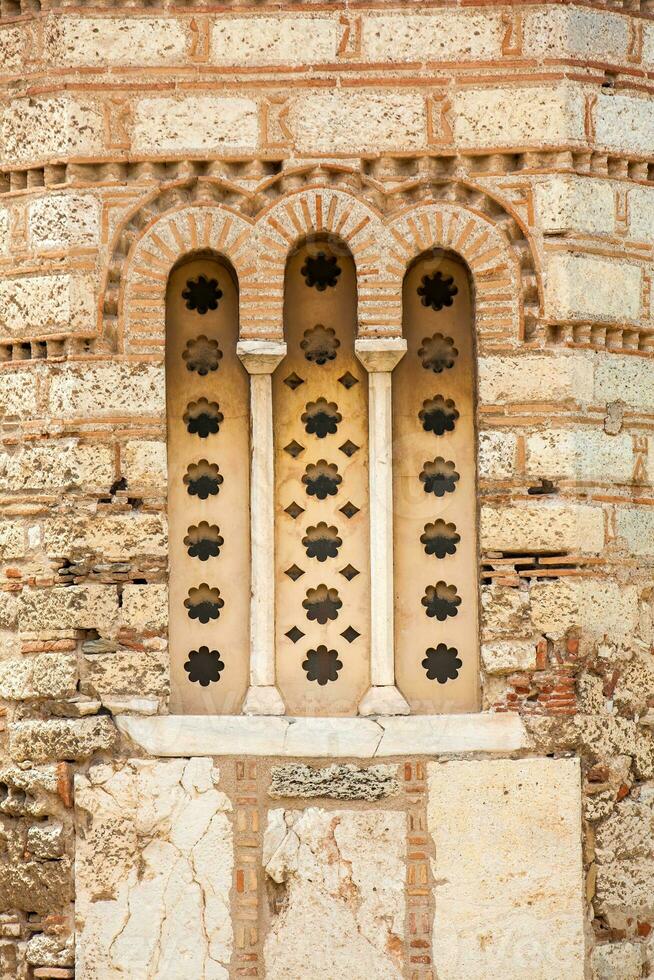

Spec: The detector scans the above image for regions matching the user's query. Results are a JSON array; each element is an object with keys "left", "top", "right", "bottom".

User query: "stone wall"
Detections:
[{"left": 0, "top": 1, "right": 652, "bottom": 977}]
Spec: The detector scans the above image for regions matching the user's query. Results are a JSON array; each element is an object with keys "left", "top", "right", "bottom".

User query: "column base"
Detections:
[
  {"left": 358, "top": 685, "right": 410, "bottom": 717},
  {"left": 243, "top": 685, "right": 286, "bottom": 716}
]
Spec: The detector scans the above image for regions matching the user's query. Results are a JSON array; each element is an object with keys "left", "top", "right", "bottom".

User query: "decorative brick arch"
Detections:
[
  {"left": 112, "top": 202, "right": 254, "bottom": 353},
  {"left": 249, "top": 186, "right": 394, "bottom": 339},
  {"left": 384, "top": 199, "right": 528, "bottom": 343}
]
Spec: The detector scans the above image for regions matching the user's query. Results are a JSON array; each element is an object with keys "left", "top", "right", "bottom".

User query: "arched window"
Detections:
[
  {"left": 393, "top": 250, "right": 479, "bottom": 712},
  {"left": 273, "top": 239, "right": 370, "bottom": 716},
  {"left": 166, "top": 254, "right": 250, "bottom": 713}
]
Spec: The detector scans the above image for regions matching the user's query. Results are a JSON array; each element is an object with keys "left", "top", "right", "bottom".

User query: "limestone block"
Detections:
[
  {"left": 268, "top": 763, "right": 399, "bottom": 801},
  {"left": 49, "top": 362, "right": 164, "bottom": 418},
  {"left": 481, "top": 585, "right": 532, "bottom": 638},
  {"left": 481, "top": 641, "right": 537, "bottom": 675},
  {"left": 120, "top": 584, "right": 167, "bottom": 632},
  {"left": 46, "top": 16, "right": 187, "bottom": 67},
  {"left": 478, "top": 352, "right": 594, "bottom": 405},
  {"left": 644, "top": 22, "right": 654, "bottom": 70},
  {"left": 75, "top": 758, "right": 233, "bottom": 979},
  {"left": 0, "top": 370, "right": 37, "bottom": 418},
  {"left": 365, "top": 11, "right": 503, "bottom": 61},
  {"left": 592, "top": 943, "right": 643, "bottom": 980},
  {"left": 428, "top": 758, "right": 584, "bottom": 979},
  {"left": 26, "top": 932, "right": 74, "bottom": 968},
  {"left": 0, "top": 208, "right": 8, "bottom": 255},
  {"left": 526, "top": 430, "right": 644, "bottom": 484},
  {"left": 615, "top": 506, "right": 654, "bottom": 557},
  {"left": 0, "top": 591, "right": 18, "bottom": 630},
  {"left": 0, "top": 858, "right": 72, "bottom": 915},
  {"left": 533, "top": 175, "right": 615, "bottom": 236},
  {"left": 595, "top": 92, "right": 654, "bottom": 157},
  {"left": 263, "top": 807, "right": 405, "bottom": 978},
  {"left": 212, "top": 15, "right": 337, "bottom": 64},
  {"left": 0, "top": 273, "right": 95, "bottom": 336},
  {"left": 43, "top": 513, "right": 167, "bottom": 560},
  {"left": 481, "top": 503, "right": 604, "bottom": 554},
  {"left": 1, "top": 96, "right": 104, "bottom": 165},
  {"left": 524, "top": 7, "right": 628, "bottom": 61},
  {"left": 0, "top": 442, "right": 114, "bottom": 493},
  {"left": 18, "top": 585, "right": 119, "bottom": 632},
  {"left": 9, "top": 717, "right": 116, "bottom": 763},
  {"left": 544, "top": 253, "right": 641, "bottom": 323},
  {"left": 0, "top": 26, "right": 25, "bottom": 72},
  {"left": 0, "top": 653, "right": 77, "bottom": 700},
  {"left": 478, "top": 430, "right": 516, "bottom": 479},
  {"left": 121, "top": 439, "right": 166, "bottom": 493},
  {"left": 28, "top": 193, "right": 101, "bottom": 249},
  {"left": 132, "top": 96, "right": 258, "bottom": 155},
  {"left": 26, "top": 821, "right": 65, "bottom": 860},
  {"left": 0, "top": 521, "right": 24, "bottom": 559},
  {"left": 454, "top": 82, "right": 585, "bottom": 149},
  {"left": 530, "top": 579, "right": 639, "bottom": 639},
  {"left": 82, "top": 648, "right": 168, "bottom": 700},
  {"left": 626, "top": 185, "right": 654, "bottom": 243},
  {"left": 292, "top": 90, "right": 425, "bottom": 153},
  {"left": 594, "top": 353, "right": 654, "bottom": 412}
]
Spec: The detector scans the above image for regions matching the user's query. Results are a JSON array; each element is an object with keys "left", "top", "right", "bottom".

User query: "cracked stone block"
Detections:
[
  {"left": 428, "top": 758, "right": 585, "bottom": 979},
  {"left": 263, "top": 807, "right": 405, "bottom": 978},
  {"left": 268, "top": 763, "right": 399, "bottom": 801},
  {"left": 75, "top": 758, "right": 233, "bottom": 979}
]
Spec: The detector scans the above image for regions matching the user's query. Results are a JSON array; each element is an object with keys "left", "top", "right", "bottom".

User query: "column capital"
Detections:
[
  {"left": 237, "top": 339, "right": 287, "bottom": 374},
  {"left": 354, "top": 337, "right": 407, "bottom": 372}
]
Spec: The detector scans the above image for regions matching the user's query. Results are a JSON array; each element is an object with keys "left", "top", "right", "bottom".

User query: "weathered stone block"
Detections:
[
  {"left": 19, "top": 585, "right": 119, "bottom": 632},
  {"left": 263, "top": 807, "right": 405, "bottom": 978},
  {"left": 615, "top": 506, "right": 654, "bottom": 557},
  {"left": 0, "top": 520, "right": 24, "bottom": 560},
  {"left": 132, "top": 96, "right": 258, "bottom": 154},
  {"left": 82, "top": 647, "right": 168, "bottom": 700},
  {"left": 43, "top": 513, "right": 167, "bottom": 560},
  {"left": 49, "top": 362, "right": 164, "bottom": 418},
  {"left": 28, "top": 193, "right": 101, "bottom": 249},
  {"left": 0, "top": 858, "right": 72, "bottom": 915},
  {"left": 480, "top": 503, "right": 604, "bottom": 554},
  {"left": 526, "top": 430, "right": 645, "bottom": 484},
  {"left": 365, "top": 11, "right": 503, "bottom": 62},
  {"left": 591, "top": 942, "right": 643, "bottom": 980},
  {"left": 428, "top": 758, "right": 584, "bottom": 978},
  {"left": 481, "top": 641, "right": 537, "bottom": 675},
  {"left": 454, "top": 82, "right": 585, "bottom": 148},
  {"left": 9, "top": 717, "right": 116, "bottom": 763},
  {"left": 481, "top": 584, "right": 531, "bottom": 639},
  {"left": 26, "top": 820, "right": 65, "bottom": 860},
  {"left": 1, "top": 95, "right": 104, "bottom": 165},
  {"left": 594, "top": 354, "right": 654, "bottom": 412},
  {"left": 46, "top": 16, "right": 187, "bottom": 67},
  {"left": 212, "top": 15, "right": 337, "bottom": 65},
  {"left": 121, "top": 439, "right": 166, "bottom": 493},
  {"left": 534, "top": 176, "right": 615, "bottom": 236},
  {"left": 292, "top": 90, "right": 424, "bottom": 153},
  {"left": 596, "top": 92, "right": 654, "bottom": 157},
  {"left": 544, "top": 253, "right": 641, "bottom": 323},
  {"left": 530, "top": 579, "right": 639, "bottom": 639},
  {"left": 120, "top": 584, "right": 167, "bottom": 633},
  {"left": 478, "top": 352, "right": 594, "bottom": 405},
  {"left": 524, "top": 7, "right": 628, "bottom": 61},
  {"left": 268, "top": 763, "right": 399, "bottom": 801},
  {"left": 478, "top": 430, "right": 516, "bottom": 479},
  {"left": 0, "top": 273, "right": 95, "bottom": 335},
  {"left": 0, "top": 442, "right": 114, "bottom": 493},
  {"left": 75, "top": 758, "right": 233, "bottom": 978},
  {"left": 0, "top": 370, "right": 38, "bottom": 418},
  {"left": 0, "top": 652, "right": 77, "bottom": 700}
]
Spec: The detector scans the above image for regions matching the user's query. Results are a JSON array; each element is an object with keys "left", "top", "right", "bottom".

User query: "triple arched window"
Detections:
[{"left": 165, "top": 240, "right": 478, "bottom": 716}]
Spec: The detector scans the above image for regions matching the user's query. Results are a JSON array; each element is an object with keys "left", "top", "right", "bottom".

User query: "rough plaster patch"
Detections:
[
  {"left": 263, "top": 807, "right": 405, "bottom": 979},
  {"left": 75, "top": 758, "right": 233, "bottom": 979},
  {"left": 428, "top": 758, "right": 585, "bottom": 979}
]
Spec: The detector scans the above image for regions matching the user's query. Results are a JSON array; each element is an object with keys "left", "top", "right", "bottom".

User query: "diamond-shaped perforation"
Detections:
[
  {"left": 284, "top": 564, "right": 305, "bottom": 581},
  {"left": 341, "top": 626, "right": 360, "bottom": 643},
  {"left": 339, "top": 501, "right": 359, "bottom": 519},
  {"left": 339, "top": 564, "right": 359, "bottom": 581},
  {"left": 338, "top": 371, "right": 359, "bottom": 389},
  {"left": 339, "top": 440, "right": 359, "bottom": 458},
  {"left": 284, "top": 372, "right": 305, "bottom": 390},
  {"left": 284, "top": 440, "right": 305, "bottom": 458},
  {"left": 285, "top": 626, "right": 305, "bottom": 644},
  {"left": 285, "top": 501, "right": 305, "bottom": 520}
]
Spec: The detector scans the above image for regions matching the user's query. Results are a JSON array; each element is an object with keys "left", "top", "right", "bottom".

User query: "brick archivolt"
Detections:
[{"left": 107, "top": 172, "right": 538, "bottom": 352}]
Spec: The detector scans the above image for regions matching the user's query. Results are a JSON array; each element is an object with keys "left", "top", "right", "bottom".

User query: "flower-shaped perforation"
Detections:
[
  {"left": 417, "top": 271, "right": 458, "bottom": 311},
  {"left": 184, "top": 460, "right": 223, "bottom": 499},
  {"left": 183, "top": 398, "right": 223, "bottom": 438},
  {"left": 302, "top": 460, "right": 341, "bottom": 500},
  {"left": 183, "top": 335, "right": 222, "bottom": 375},
  {"left": 419, "top": 334, "right": 458, "bottom": 373},
  {"left": 302, "top": 645, "right": 343, "bottom": 685},
  {"left": 302, "top": 522, "right": 342, "bottom": 562},
  {"left": 420, "top": 458, "right": 459, "bottom": 497},
  {"left": 420, "top": 520, "right": 460, "bottom": 559},
  {"left": 419, "top": 396, "right": 459, "bottom": 436},
  {"left": 301, "top": 252, "right": 341, "bottom": 290},
  {"left": 422, "top": 582, "right": 461, "bottom": 621},
  {"left": 184, "top": 522, "right": 223, "bottom": 561},
  {"left": 302, "top": 398, "right": 342, "bottom": 439},
  {"left": 184, "top": 584, "right": 224, "bottom": 624},
  {"left": 422, "top": 644, "right": 462, "bottom": 683},
  {"left": 182, "top": 275, "right": 222, "bottom": 314},
  {"left": 184, "top": 646, "right": 225, "bottom": 686},
  {"left": 301, "top": 325, "right": 340, "bottom": 365},
  {"left": 302, "top": 584, "right": 342, "bottom": 624}
]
